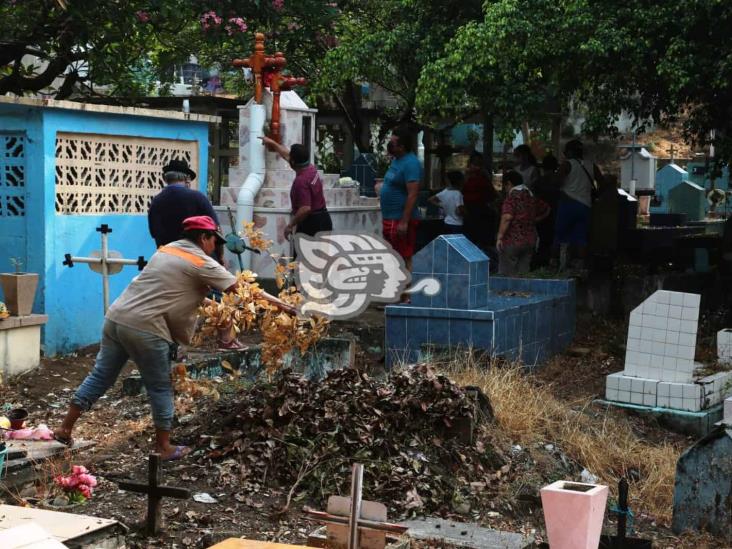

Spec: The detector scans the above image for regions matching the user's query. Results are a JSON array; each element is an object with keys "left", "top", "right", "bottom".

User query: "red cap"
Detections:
[{"left": 182, "top": 216, "right": 226, "bottom": 243}]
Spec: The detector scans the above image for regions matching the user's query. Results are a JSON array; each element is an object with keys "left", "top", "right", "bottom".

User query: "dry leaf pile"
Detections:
[
  {"left": 193, "top": 223, "right": 329, "bottom": 374},
  {"left": 200, "top": 365, "right": 503, "bottom": 515}
]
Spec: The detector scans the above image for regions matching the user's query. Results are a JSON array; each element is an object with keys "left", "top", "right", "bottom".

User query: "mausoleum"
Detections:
[{"left": 0, "top": 96, "right": 218, "bottom": 354}]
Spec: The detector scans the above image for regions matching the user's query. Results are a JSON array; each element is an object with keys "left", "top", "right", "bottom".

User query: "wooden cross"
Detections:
[
  {"left": 268, "top": 53, "right": 307, "bottom": 144},
  {"left": 232, "top": 34, "right": 307, "bottom": 143},
  {"left": 116, "top": 453, "right": 191, "bottom": 535},
  {"left": 669, "top": 144, "right": 677, "bottom": 162},
  {"left": 303, "top": 463, "right": 408, "bottom": 549},
  {"left": 232, "top": 33, "right": 285, "bottom": 105}
]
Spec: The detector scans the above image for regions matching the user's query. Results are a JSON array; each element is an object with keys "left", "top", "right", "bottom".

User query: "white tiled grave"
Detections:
[
  {"left": 606, "top": 290, "right": 732, "bottom": 412},
  {"left": 718, "top": 328, "right": 732, "bottom": 365},
  {"left": 724, "top": 397, "right": 732, "bottom": 424}
]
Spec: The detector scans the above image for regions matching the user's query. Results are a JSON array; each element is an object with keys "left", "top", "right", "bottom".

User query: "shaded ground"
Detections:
[{"left": 0, "top": 307, "right": 727, "bottom": 548}]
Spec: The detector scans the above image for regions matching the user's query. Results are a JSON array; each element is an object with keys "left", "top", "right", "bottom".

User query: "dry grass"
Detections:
[{"left": 440, "top": 355, "right": 681, "bottom": 524}]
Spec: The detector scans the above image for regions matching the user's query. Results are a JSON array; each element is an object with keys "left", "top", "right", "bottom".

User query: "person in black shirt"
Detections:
[{"left": 148, "top": 159, "right": 220, "bottom": 249}]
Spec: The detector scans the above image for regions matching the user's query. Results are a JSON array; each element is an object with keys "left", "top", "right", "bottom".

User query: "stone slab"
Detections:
[
  {"left": 0, "top": 323, "right": 43, "bottom": 376},
  {"left": 724, "top": 397, "right": 732, "bottom": 424},
  {"left": 595, "top": 399, "right": 723, "bottom": 438},
  {"left": 208, "top": 541, "right": 318, "bottom": 549},
  {"left": 3, "top": 440, "right": 95, "bottom": 489},
  {"left": 400, "top": 518, "right": 533, "bottom": 549},
  {"left": 0, "top": 314, "right": 49, "bottom": 331},
  {"left": 0, "top": 503, "right": 126, "bottom": 548}
]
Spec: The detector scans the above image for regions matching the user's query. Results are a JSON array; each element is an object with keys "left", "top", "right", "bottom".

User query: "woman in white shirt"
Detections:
[
  {"left": 429, "top": 171, "right": 465, "bottom": 234},
  {"left": 513, "top": 144, "right": 540, "bottom": 190}
]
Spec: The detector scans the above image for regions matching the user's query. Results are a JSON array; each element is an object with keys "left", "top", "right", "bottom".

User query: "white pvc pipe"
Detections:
[{"left": 237, "top": 103, "right": 267, "bottom": 270}]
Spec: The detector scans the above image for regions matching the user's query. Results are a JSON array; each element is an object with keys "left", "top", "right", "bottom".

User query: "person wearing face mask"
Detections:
[
  {"left": 260, "top": 136, "right": 333, "bottom": 239},
  {"left": 375, "top": 126, "right": 422, "bottom": 270}
]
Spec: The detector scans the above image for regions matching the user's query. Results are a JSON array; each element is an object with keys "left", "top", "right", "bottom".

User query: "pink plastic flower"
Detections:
[
  {"left": 72, "top": 465, "right": 88, "bottom": 475},
  {"left": 135, "top": 10, "right": 150, "bottom": 23},
  {"left": 78, "top": 473, "right": 97, "bottom": 488},
  {"left": 272, "top": 0, "right": 284, "bottom": 11}
]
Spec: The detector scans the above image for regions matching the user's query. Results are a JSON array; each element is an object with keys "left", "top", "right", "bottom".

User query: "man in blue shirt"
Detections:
[
  {"left": 378, "top": 127, "right": 422, "bottom": 270},
  {"left": 148, "top": 159, "right": 220, "bottom": 249}
]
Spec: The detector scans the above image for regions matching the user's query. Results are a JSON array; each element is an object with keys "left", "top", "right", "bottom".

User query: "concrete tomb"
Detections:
[
  {"left": 605, "top": 291, "right": 732, "bottom": 431},
  {"left": 219, "top": 90, "right": 380, "bottom": 280},
  {"left": 671, "top": 427, "right": 732, "bottom": 542},
  {"left": 385, "top": 235, "right": 575, "bottom": 367},
  {"left": 668, "top": 181, "right": 706, "bottom": 222},
  {"left": 651, "top": 163, "right": 689, "bottom": 214}
]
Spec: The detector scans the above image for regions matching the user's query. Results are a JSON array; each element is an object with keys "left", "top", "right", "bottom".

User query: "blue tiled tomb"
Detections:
[{"left": 385, "top": 235, "right": 575, "bottom": 367}]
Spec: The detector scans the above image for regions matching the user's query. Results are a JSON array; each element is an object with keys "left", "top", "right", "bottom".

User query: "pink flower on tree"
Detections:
[
  {"left": 200, "top": 11, "right": 223, "bottom": 31},
  {"left": 135, "top": 10, "right": 151, "bottom": 23},
  {"left": 272, "top": 0, "right": 284, "bottom": 11},
  {"left": 225, "top": 17, "right": 247, "bottom": 35}
]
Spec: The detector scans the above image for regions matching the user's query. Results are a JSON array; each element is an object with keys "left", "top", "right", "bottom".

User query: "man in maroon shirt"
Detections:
[{"left": 260, "top": 136, "right": 333, "bottom": 238}]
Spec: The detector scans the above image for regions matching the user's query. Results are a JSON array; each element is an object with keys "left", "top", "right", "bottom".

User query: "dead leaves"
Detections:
[
  {"left": 198, "top": 365, "right": 503, "bottom": 516},
  {"left": 193, "top": 268, "right": 330, "bottom": 375}
]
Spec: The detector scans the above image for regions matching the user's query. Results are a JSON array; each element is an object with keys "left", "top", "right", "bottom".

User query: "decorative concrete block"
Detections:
[
  {"left": 718, "top": 329, "right": 732, "bottom": 365},
  {"left": 0, "top": 314, "right": 48, "bottom": 376}
]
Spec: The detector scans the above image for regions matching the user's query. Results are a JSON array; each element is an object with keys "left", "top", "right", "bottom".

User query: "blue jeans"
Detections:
[{"left": 72, "top": 320, "right": 175, "bottom": 431}]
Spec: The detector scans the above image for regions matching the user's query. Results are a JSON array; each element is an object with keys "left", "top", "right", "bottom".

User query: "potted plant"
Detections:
[
  {"left": 0, "top": 257, "right": 38, "bottom": 316},
  {"left": 540, "top": 480, "right": 608, "bottom": 549}
]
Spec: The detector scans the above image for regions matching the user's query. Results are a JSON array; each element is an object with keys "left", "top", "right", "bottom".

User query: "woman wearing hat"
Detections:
[{"left": 53, "top": 216, "right": 294, "bottom": 461}]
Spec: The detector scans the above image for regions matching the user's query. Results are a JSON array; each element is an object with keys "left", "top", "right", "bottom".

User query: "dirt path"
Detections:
[{"left": 0, "top": 309, "right": 727, "bottom": 548}]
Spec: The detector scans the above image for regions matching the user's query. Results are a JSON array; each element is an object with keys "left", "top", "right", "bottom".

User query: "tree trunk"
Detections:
[
  {"left": 482, "top": 112, "right": 494, "bottom": 175},
  {"left": 551, "top": 113, "right": 562, "bottom": 158},
  {"left": 520, "top": 121, "right": 531, "bottom": 145}
]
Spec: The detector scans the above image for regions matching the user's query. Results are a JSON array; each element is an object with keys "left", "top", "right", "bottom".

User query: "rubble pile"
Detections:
[{"left": 199, "top": 365, "right": 502, "bottom": 514}]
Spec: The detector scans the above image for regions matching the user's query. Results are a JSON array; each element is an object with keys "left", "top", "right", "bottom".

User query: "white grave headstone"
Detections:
[
  {"left": 717, "top": 328, "right": 732, "bottom": 365},
  {"left": 606, "top": 290, "right": 732, "bottom": 412}
]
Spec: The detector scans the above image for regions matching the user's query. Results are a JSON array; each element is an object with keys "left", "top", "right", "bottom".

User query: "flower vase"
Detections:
[{"left": 540, "top": 480, "right": 608, "bottom": 549}]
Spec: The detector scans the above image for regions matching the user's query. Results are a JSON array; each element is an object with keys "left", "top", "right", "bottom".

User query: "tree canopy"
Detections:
[
  {"left": 4, "top": 0, "right": 732, "bottom": 159},
  {"left": 416, "top": 0, "right": 732, "bottom": 159}
]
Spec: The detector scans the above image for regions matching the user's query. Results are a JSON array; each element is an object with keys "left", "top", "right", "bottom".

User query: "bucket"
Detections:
[
  {"left": 8, "top": 408, "right": 28, "bottom": 430},
  {"left": 0, "top": 443, "right": 7, "bottom": 477}
]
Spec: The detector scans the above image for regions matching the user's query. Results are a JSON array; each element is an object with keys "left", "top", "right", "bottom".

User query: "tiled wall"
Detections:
[
  {"left": 385, "top": 274, "right": 575, "bottom": 367},
  {"left": 411, "top": 234, "right": 489, "bottom": 310}
]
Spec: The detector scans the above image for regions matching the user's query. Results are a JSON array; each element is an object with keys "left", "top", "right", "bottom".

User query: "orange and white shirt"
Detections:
[{"left": 107, "top": 240, "right": 236, "bottom": 344}]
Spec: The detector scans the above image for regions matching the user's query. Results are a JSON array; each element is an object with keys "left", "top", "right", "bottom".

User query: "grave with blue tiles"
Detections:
[{"left": 384, "top": 235, "right": 575, "bottom": 367}]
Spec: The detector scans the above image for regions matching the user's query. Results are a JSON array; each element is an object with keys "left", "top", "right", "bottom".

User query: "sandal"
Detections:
[
  {"left": 218, "top": 339, "right": 248, "bottom": 351},
  {"left": 162, "top": 445, "right": 191, "bottom": 461},
  {"left": 53, "top": 432, "right": 74, "bottom": 448}
]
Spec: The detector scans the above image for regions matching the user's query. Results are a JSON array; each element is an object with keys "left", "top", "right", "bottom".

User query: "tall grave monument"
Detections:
[{"left": 220, "top": 34, "right": 380, "bottom": 279}]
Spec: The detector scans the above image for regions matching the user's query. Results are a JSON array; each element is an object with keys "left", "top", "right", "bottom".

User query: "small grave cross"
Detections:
[
  {"left": 669, "top": 144, "right": 677, "bottom": 162},
  {"left": 62, "top": 224, "right": 147, "bottom": 313},
  {"left": 116, "top": 453, "right": 191, "bottom": 535},
  {"left": 304, "top": 463, "right": 408, "bottom": 549}
]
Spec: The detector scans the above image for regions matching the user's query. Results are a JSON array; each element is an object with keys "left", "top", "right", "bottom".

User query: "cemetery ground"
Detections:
[{"left": 0, "top": 308, "right": 728, "bottom": 548}]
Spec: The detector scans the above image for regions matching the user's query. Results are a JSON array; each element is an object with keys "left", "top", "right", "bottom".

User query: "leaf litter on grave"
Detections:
[{"left": 194, "top": 364, "right": 504, "bottom": 516}]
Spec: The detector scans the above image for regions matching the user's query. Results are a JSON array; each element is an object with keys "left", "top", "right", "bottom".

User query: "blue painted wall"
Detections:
[{"left": 0, "top": 103, "right": 211, "bottom": 355}]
